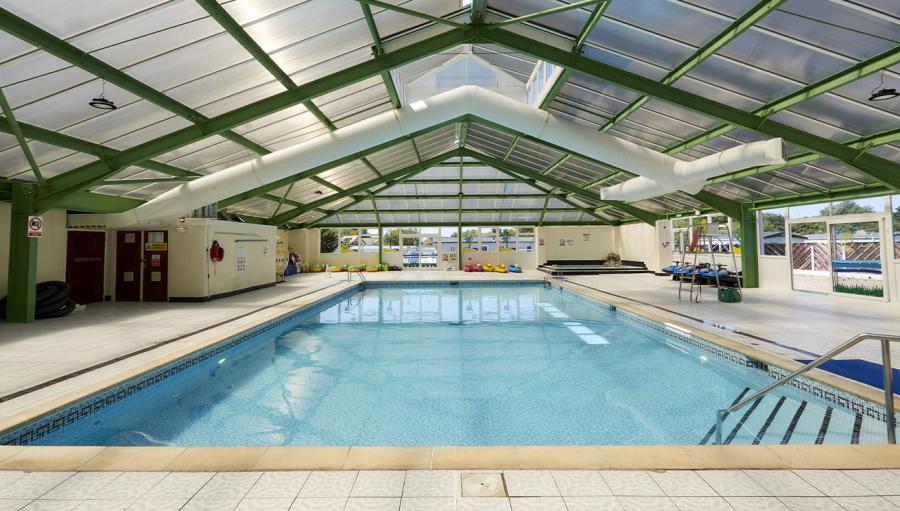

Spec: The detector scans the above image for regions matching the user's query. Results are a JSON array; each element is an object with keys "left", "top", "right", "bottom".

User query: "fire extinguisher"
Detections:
[{"left": 209, "top": 240, "right": 225, "bottom": 262}]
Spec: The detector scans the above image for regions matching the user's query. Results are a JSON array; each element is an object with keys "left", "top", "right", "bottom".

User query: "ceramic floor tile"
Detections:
[
  {"left": 351, "top": 471, "right": 406, "bottom": 497},
  {"left": 180, "top": 499, "right": 241, "bottom": 511},
  {"left": 42, "top": 473, "right": 122, "bottom": 500},
  {"left": 743, "top": 471, "right": 823, "bottom": 497},
  {"left": 842, "top": 470, "right": 900, "bottom": 495},
  {"left": 194, "top": 473, "right": 262, "bottom": 500},
  {"left": 97, "top": 472, "right": 169, "bottom": 501},
  {"left": 831, "top": 496, "right": 900, "bottom": 511},
  {"left": 0, "top": 473, "right": 74, "bottom": 500},
  {"left": 398, "top": 497, "right": 455, "bottom": 511},
  {"left": 724, "top": 497, "right": 790, "bottom": 511},
  {"left": 0, "top": 473, "right": 26, "bottom": 487},
  {"left": 143, "top": 473, "right": 216, "bottom": 500},
  {"left": 615, "top": 496, "right": 679, "bottom": 511},
  {"left": 670, "top": 496, "right": 734, "bottom": 511},
  {"left": 509, "top": 496, "right": 566, "bottom": 511},
  {"left": 72, "top": 500, "right": 132, "bottom": 511},
  {"left": 599, "top": 472, "right": 664, "bottom": 497},
  {"left": 698, "top": 471, "right": 770, "bottom": 497},
  {"left": 648, "top": 471, "right": 717, "bottom": 497},
  {"left": 793, "top": 470, "right": 875, "bottom": 497},
  {"left": 402, "top": 471, "right": 457, "bottom": 497},
  {"left": 551, "top": 471, "right": 612, "bottom": 496},
  {"left": 245, "top": 472, "right": 310, "bottom": 499},
  {"left": 299, "top": 472, "right": 358, "bottom": 498},
  {"left": 564, "top": 496, "right": 623, "bottom": 511},
  {"left": 288, "top": 498, "right": 347, "bottom": 511},
  {"left": 233, "top": 499, "right": 293, "bottom": 511},
  {"left": 344, "top": 497, "right": 401, "bottom": 511},
  {"left": 502, "top": 471, "right": 559, "bottom": 497},
  {"left": 125, "top": 498, "right": 188, "bottom": 511},
  {"left": 0, "top": 500, "right": 30, "bottom": 511},
  {"left": 776, "top": 496, "right": 845, "bottom": 511},
  {"left": 455, "top": 498, "right": 512, "bottom": 511},
  {"left": 19, "top": 502, "right": 81, "bottom": 511}
]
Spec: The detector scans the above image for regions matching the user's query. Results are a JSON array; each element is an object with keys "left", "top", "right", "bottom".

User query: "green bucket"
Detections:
[{"left": 718, "top": 287, "right": 742, "bottom": 303}]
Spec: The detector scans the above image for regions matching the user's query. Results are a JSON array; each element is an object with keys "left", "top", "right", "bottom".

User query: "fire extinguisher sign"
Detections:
[{"left": 26, "top": 216, "right": 43, "bottom": 238}]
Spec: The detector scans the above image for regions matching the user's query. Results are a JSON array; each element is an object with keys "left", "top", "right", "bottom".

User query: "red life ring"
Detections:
[{"left": 210, "top": 240, "right": 225, "bottom": 262}]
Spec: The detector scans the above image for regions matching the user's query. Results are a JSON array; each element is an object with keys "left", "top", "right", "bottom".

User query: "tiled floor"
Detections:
[{"left": 1, "top": 469, "right": 900, "bottom": 510}]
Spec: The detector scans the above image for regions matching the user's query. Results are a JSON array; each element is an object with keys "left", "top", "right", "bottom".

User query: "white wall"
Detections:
[
  {"left": 0, "top": 204, "right": 67, "bottom": 297},
  {"left": 536, "top": 226, "right": 615, "bottom": 262},
  {"left": 168, "top": 219, "right": 277, "bottom": 300},
  {"left": 614, "top": 222, "right": 661, "bottom": 270}
]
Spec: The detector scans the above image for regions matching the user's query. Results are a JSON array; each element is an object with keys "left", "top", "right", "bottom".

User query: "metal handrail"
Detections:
[
  {"left": 714, "top": 332, "right": 900, "bottom": 445},
  {"left": 348, "top": 269, "right": 367, "bottom": 284}
]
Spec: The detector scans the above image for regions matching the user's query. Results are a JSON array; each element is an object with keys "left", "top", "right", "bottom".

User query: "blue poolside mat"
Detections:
[{"left": 796, "top": 358, "right": 900, "bottom": 395}]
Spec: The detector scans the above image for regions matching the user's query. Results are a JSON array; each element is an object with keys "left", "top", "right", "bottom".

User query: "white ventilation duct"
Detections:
[
  {"left": 599, "top": 138, "right": 785, "bottom": 201},
  {"left": 70, "top": 86, "right": 785, "bottom": 228}
]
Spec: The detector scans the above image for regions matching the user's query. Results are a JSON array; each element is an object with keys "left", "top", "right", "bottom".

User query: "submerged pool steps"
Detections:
[{"left": 702, "top": 390, "right": 895, "bottom": 445}]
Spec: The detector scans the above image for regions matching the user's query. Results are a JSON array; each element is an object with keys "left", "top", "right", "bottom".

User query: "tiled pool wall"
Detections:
[{"left": 0, "top": 280, "right": 890, "bottom": 446}]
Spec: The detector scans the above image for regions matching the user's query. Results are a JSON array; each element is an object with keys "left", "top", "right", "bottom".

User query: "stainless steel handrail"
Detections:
[
  {"left": 714, "top": 332, "right": 900, "bottom": 445},
  {"left": 348, "top": 269, "right": 366, "bottom": 284}
]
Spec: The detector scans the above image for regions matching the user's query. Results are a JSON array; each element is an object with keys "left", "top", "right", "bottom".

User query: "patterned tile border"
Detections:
[{"left": 1, "top": 280, "right": 890, "bottom": 446}]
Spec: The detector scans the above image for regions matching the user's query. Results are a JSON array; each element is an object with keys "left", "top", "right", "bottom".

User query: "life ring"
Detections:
[{"left": 210, "top": 240, "right": 225, "bottom": 262}]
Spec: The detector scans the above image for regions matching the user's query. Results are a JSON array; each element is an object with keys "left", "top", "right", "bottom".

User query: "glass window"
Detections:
[
  {"left": 759, "top": 208, "right": 786, "bottom": 256},
  {"left": 480, "top": 227, "right": 498, "bottom": 252},
  {"left": 893, "top": 195, "right": 900, "bottom": 260},
  {"left": 790, "top": 198, "right": 884, "bottom": 220},
  {"left": 320, "top": 228, "right": 339, "bottom": 254},
  {"left": 440, "top": 227, "right": 458, "bottom": 254},
  {"left": 518, "top": 227, "right": 535, "bottom": 252},
  {"left": 461, "top": 227, "right": 479, "bottom": 252},
  {"left": 359, "top": 228, "right": 380, "bottom": 254},
  {"left": 338, "top": 228, "right": 359, "bottom": 253},
  {"left": 498, "top": 227, "right": 517, "bottom": 252},
  {"left": 382, "top": 228, "right": 399, "bottom": 252}
]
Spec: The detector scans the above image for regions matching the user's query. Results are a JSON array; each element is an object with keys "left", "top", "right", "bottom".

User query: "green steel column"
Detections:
[
  {"left": 740, "top": 204, "right": 759, "bottom": 288},
  {"left": 378, "top": 226, "right": 383, "bottom": 265},
  {"left": 457, "top": 224, "right": 463, "bottom": 271},
  {"left": 6, "top": 183, "right": 38, "bottom": 322}
]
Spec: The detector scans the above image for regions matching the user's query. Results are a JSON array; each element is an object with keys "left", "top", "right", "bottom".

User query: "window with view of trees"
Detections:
[
  {"left": 893, "top": 195, "right": 900, "bottom": 259},
  {"left": 759, "top": 208, "right": 786, "bottom": 256}
]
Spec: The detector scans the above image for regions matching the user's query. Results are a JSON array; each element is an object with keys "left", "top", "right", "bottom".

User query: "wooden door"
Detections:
[
  {"left": 142, "top": 230, "right": 168, "bottom": 302},
  {"left": 66, "top": 231, "right": 105, "bottom": 304},
  {"left": 116, "top": 231, "right": 142, "bottom": 301}
]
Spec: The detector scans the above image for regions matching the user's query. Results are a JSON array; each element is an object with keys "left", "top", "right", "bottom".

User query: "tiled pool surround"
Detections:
[{"left": 0, "top": 280, "right": 895, "bottom": 465}]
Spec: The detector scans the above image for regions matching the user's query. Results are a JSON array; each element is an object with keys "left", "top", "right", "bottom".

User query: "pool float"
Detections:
[
  {"left": 475, "top": 264, "right": 484, "bottom": 272},
  {"left": 483, "top": 264, "right": 494, "bottom": 272},
  {"left": 494, "top": 264, "right": 508, "bottom": 273},
  {"left": 508, "top": 264, "right": 522, "bottom": 273}
]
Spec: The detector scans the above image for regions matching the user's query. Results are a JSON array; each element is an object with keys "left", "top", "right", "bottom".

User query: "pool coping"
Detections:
[{"left": 0, "top": 278, "right": 897, "bottom": 471}]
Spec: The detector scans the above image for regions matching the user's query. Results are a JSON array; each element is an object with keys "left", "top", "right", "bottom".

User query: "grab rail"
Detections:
[
  {"left": 348, "top": 269, "right": 367, "bottom": 284},
  {"left": 714, "top": 332, "right": 900, "bottom": 445}
]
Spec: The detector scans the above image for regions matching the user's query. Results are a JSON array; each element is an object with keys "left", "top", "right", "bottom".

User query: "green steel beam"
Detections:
[
  {"left": 56, "top": 191, "right": 145, "bottom": 213},
  {"left": 492, "top": 0, "right": 602, "bottom": 28},
  {"left": 0, "top": 86, "right": 43, "bottom": 184},
  {"left": 582, "top": 170, "right": 626, "bottom": 189},
  {"left": 502, "top": 137, "right": 519, "bottom": 160},
  {"left": 0, "top": 6, "right": 270, "bottom": 164},
  {"left": 0, "top": 117, "right": 199, "bottom": 179},
  {"left": 747, "top": 183, "right": 892, "bottom": 210},
  {"left": 309, "top": 221, "right": 608, "bottom": 228},
  {"left": 344, "top": 208, "right": 575, "bottom": 214},
  {"left": 360, "top": 2, "right": 402, "bottom": 109},
  {"left": 482, "top": 27, "right": 900, "bottom": 191},
  {"left": 705, "top": 127, "right": 900, "bottom": 185},
  {"left": 310, "top": 176, "right": 345, "bottom": 193},
  {"left": 5, "top": 183, "right": 37, "bottom": 323},
  {"left": 354, "top": 0, "right": 467, "bottom": 28},
  {"left": 33, "top": 27, "right": 474, "bottom": 211},
  {"left": 666, "top": 44, "right": 900, "bottom": 156},
  {"left": 374, "top": 194, "right": 547, "bottom": 199},
  {"left": 469, "top": 150, "right": 658, "bottom": 225},
  {"left": 404, "top": 178, "right": 516, "bottom": 184},
  {"left": 599, "top": 0, "right": 785, "bottom": 132},
  {"left": 471, "top": 0, "right": 487, "bottom": 24},
  {"left": 538, "top": 0, "right": 611, "bottom": 110},
  {"left": 270, "top": 150, "right": 458, "bottom": 225},
  {"left": 270, "top": 183, "right": 295, "bottom": 219},
  {"left": 690, "top": 190, "right": 743, "bottom": 219},
  {"left": 537, "top": 195, "right": 551, "bottom": 226},
  {"left": 541, "top": 154, "right": 570, "bottom": 175},
  {"left": 740, "top": 204, "right": 759, "bottom": 288},
  {"left": 308, "top": 164, "right": 433, "bottom": 227}
]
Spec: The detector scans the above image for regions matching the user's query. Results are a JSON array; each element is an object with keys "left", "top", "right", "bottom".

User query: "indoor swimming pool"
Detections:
[{"left": 3, "top": 283, "right": 895, "bottom": 447}]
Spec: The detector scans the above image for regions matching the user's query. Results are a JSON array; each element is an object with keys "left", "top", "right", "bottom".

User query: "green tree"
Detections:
[
  {"left": 320, "top": 228, "right": 339, "bottom": 253},
  {"left": 761, "top": 212, "right": 785, "bottom": 233},
  {"left": 462, "top": 228, "right": 477, "bottom": 249},
  {"left": 820, "top": 200, "right": 874, "bottom": 217},
  {"left": 499, "top": 227, "right": 516, "bottom": 249},
  {"left": 382, "top": 230, "right": 399, "bottom": 247}
]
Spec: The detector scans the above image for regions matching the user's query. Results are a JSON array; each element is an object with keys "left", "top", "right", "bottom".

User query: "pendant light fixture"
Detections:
[
  {"left": 89, "top": 80, "right": 117, "bottom": 110},
  {"left": 868, "top": 70, "right": 899, "bottom": 102}
]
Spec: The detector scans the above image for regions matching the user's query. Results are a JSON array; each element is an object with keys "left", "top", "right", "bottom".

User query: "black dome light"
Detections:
[
  {"left": 89, "top": 80, "right": 117, "bottom": 110},
  {"left": 868, "top": 71, "right": 899, "bottom": 102}
]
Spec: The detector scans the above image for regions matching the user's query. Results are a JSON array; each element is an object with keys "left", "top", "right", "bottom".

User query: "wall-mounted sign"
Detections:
[
  {"left": 236, "top": 246, "right": 247, "bottom": 272},
  {"left": 582, "top": 233, "right": 591, "bottom": 241},
  {"left": 566, "top": 239, "right": 574, "bottom": 246},
  {"left": 26, "top": 216, "right": 42, "bottom": 238},
  {"left": 559, "top": 238, "right": 566, "bottom": 246},
  {"left": 145, "top": 243, "right": 168, "bottom": 251},
  {"left": 150, "top": 254, "right": 161, "bottom": 268}
]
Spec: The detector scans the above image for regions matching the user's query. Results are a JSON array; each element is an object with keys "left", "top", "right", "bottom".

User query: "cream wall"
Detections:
[
  {"left": 535, "top": 226, "right": 615, "bottom": 262},
  {"left": 168, "top": 219, "right": 277, "bottom": 300},
  {"left": 0, "top": 204, "right": 67, "bottom": 297}
]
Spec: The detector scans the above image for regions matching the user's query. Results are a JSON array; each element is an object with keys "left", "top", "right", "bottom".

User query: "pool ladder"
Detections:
[
  {"left": 543, "top": 265, "right": 562, "bottom": 286},
  {"left": 348, "top": 269, "right": 366, "bottom": 284},
  {"left": 713, "top": 332, "right": 900, "bottom": 444}
]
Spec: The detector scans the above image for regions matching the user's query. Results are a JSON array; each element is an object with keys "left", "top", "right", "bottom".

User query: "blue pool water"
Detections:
[{"left": 23, "top": 284, "right": 894, "bottom": 446}]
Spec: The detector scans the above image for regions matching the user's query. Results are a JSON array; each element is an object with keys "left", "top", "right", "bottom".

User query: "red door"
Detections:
[
  {"left": 66, "top": 231, "right": 105, "bottom": 304},
  {"left": 116, "top": 231, "right": 142, "bottom": 301},
  {"left": 142, "top": 230, "right": 168, "bottom": 302}
]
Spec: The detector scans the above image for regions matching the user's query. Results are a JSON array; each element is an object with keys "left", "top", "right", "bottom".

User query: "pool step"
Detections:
[{"left": 699, "top": 390, "right": 896, "bottom": 445}]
